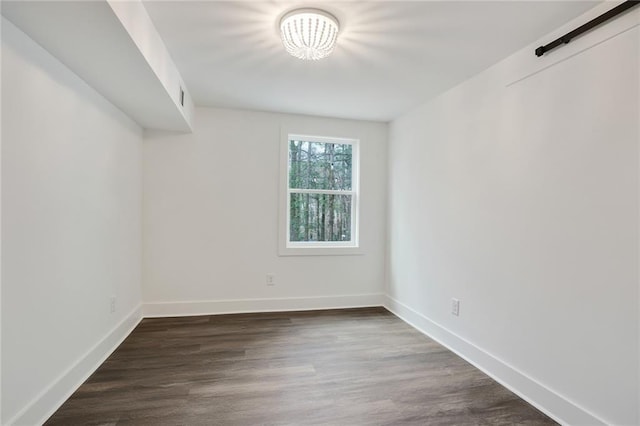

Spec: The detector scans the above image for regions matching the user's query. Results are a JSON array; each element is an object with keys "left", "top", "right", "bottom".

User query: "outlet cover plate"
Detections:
[{"left": 451, "top": 298, "right": 460, "bottom": 316}]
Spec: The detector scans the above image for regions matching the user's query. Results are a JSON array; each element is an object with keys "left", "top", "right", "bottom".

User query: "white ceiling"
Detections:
[{"left": 143, "top": 1, "right": 598, "bottom": 122}]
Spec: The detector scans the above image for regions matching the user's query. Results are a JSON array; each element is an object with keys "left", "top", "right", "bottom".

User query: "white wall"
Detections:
[
  {"left": 143, "top": 107, "right": 387, "bottom": 315},
  {"left": 1, "top": 16, "right": 4, "bottom": 426},
  {"left": 1, "top": 18, "right": 143, "bottom": 425},
  {"left": 387, "top": 5, "right": 639, "bottom": 426}
]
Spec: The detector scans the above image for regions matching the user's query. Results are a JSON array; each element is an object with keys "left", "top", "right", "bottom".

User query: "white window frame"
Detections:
[{"left": 279, "top": 132, "right": 361, "bottom": 256}]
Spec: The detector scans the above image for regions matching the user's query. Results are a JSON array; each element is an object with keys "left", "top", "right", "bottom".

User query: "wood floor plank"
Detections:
[{"left": 45, "top": 307, "right": 555, "bottom": 425}]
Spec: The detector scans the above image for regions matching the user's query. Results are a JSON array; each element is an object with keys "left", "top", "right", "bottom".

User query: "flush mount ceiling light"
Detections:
[{"left": 280, "top": 8, "right": 339, "bottom": 60}]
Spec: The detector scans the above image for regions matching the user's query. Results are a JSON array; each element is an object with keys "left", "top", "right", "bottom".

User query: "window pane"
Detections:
[
  {"left": 289, "top": 193, "right": 352, "bottom": 242},
  {"left": 289, "top": 140, "right": 352, "bottom": 190}
]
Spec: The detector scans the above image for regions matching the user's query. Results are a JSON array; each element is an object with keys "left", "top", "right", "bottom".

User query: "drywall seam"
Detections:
[
  {"left": 7, "top": 305, "right": 144, "bottom": 426},
  {"left": 143, "top": 293, "right": 385, "bottom": 318},
  {"left": 384, "top": 295, "right": 606, "bottom": 426}
]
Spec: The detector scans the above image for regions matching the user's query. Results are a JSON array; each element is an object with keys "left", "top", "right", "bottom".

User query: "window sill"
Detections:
[{"left": 278, "top": 245, "right": 364, "bottom": 256}]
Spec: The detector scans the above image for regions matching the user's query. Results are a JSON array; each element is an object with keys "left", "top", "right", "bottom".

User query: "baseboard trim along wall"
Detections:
[
  {"left": 143, "top": 293, "right": 386, "bottom": 318},
  {"left": 8, "top": 305, "right": 144, "bottom": 426},
  {"left": 10, "top": 295, "right": 603, "bottom": 425},
  {"left": 383, "top": 295, "right": 606, "bottom": 426}
]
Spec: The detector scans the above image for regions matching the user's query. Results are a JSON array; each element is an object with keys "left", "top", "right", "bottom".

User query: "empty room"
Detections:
[{"left": 1, "top": 0, "right": 639, "bottom": 425}]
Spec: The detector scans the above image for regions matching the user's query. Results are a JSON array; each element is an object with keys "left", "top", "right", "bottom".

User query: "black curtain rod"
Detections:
[{"left": 535, "top": 0, "right": 639, "bottom": 57}]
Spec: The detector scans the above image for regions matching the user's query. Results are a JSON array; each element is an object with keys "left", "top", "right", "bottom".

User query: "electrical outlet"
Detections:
[
  {"left": 266, "top": 274, "right": 276, "bottom": 286},
  {"left": 110, "top": 296, "right": 116, "bottom": 313},
  {"left": 451, "top": 298, "right": 460, "bottom": 316}
]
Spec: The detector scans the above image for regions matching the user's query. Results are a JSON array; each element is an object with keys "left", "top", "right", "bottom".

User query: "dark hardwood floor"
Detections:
[{"left": 46, "top": 307, "right": 555, "bottom": 425}]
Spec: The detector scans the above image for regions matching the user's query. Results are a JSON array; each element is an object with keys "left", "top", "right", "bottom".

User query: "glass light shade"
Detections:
[{"left": 280, "top": 9, "right": 339, "bottom": 60}]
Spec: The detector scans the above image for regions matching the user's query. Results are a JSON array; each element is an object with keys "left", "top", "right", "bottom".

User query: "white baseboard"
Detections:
[
  {"left": 143, "top": 293, "right": 385, "bottom": 318},
  {"left": 10, "top": 295, "right": 599, "bottom": 425},
  {"left": 383, "top": 295, "right": 606, "bottom": 426},
  {"left": 8, "top": 305, "right": 143, "bottom": 426}
]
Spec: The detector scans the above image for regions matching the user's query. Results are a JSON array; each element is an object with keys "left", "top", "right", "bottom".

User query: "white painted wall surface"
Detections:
[
  {"left": 387, "top": 5, "right": 639, "bottom": 426},
  {"left": 0, "top": 15, "right": 4, "bottom": 425},
  {"left": 1, "top": 18, "right": 143, "bottom": 424},
  {"left": 143, "top": 108, "right": 387, "bottom": 314}
]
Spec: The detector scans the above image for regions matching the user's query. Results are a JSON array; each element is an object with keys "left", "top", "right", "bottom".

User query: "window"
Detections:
[{"left": 280, "top": 133, "right": 360, "bottom": 255}]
